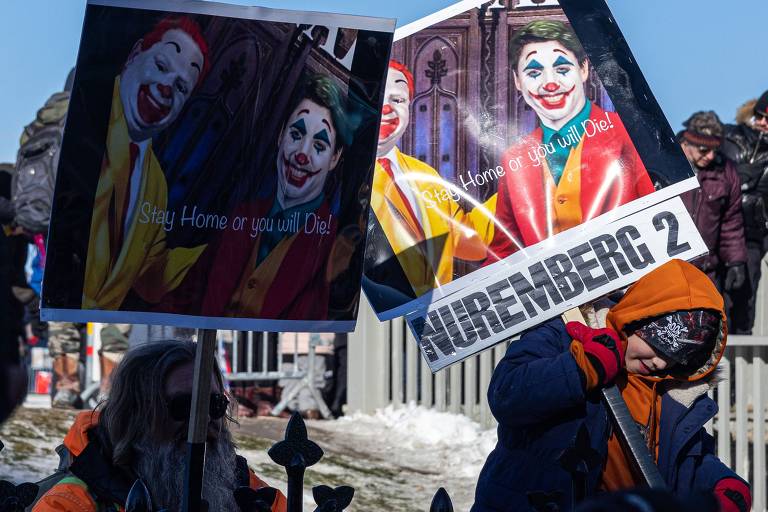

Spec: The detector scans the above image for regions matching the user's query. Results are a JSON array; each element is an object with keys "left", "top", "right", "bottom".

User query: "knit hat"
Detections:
[
  {"left": 631, "top": 309, "right": 720, "bottom": 366},
  {"left": 754, "top": 90, "right": 768, "bottom": 118},
  {"left": 682, "top": 111, "right": 723, "bottom": 148}
]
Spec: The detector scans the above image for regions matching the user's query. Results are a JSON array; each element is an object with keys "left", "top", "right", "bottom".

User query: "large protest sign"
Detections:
[
  {"left": 362, "top": 0, "right": 699, "bottom": 322},
  {"left": 41, "top": 0, "right": 394, "bottom": 332},
  {"left": 408, "top": 196, "right": 708, "bottom": 371}
]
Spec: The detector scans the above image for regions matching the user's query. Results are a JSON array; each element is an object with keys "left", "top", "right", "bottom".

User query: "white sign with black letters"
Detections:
[{"left": 407, "top": 197, "right": 708, "bottom": 372}]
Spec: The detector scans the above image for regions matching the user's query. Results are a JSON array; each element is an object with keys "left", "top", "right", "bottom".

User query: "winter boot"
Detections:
[
  {"left": 52, "top": 354, "right": 80, "bottom": 409},
  {"left": 98, "top": 351, "right": 124, "bottom": 400}
]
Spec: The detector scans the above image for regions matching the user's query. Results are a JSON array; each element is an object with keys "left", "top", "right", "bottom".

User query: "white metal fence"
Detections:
[
  {"left": 348, "top": 260, "right": 768, "bottom": 511},
  {"left": 219, "top": 331, "right": 334, "bottom": 418}
]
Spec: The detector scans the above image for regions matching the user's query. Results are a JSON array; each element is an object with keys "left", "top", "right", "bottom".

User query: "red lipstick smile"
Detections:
[
  {"left": 283, "top": 156, "right": 321, "bottom": 188},
  {"left": 379, "top": 117, "right": 400, "bottom": 140},
  {"left": 137, "top": 84, "right": 171, "bottom": 125},
  {"left": 530, "top": 85, "right": 576, "bottom": 110}
]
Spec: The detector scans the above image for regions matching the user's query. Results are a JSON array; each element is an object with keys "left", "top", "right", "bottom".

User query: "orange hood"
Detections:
[
  {"left": 606, "top": 259, "right": 727, "bottom": 382},
  {"left": 63, "top": 410, "right": 101, "bottom": 457}
]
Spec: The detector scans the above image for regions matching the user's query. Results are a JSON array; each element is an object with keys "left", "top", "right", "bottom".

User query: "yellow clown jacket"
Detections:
[
  {"left": 82, "top": 78, "right": 205, "bottom": 310},
  {"left": 371, "top": 147, "right": 496, "bottom": 298}
]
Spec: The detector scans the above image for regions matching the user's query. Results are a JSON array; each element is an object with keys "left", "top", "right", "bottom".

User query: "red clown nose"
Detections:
[
  {"left": 543, "top": 82, "right": 559, "bottom": 92},
  {"left": 295, "top": 153, "right": 309, "bottom": 166},
  {"left": 382, "top": 104, "right": 394, "bottom": 115}
]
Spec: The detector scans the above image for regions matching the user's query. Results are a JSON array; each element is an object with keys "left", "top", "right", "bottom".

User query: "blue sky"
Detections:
[{"left": 1, "top": 0, "right": 766, "bottom": 163}]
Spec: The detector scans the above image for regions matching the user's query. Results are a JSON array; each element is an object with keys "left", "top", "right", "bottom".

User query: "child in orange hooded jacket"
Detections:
[{"left": 472, "top": 259, "right": 751, "bottom": 511}]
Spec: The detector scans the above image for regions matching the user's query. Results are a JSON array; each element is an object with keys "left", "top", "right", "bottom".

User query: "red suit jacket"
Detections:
[
  {"left": 202, "top": 198, "right": 337, "bottom": 319},
  {"left": 487, "top": 104, "right": 654, "bottom": 262},
  {"left": 163, "top": 197, "right": 338, "bottom": 320}
]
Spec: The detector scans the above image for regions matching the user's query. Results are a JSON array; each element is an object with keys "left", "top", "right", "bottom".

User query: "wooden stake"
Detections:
[{"left": 182, "top": 328, "right": 218, "bottom": 512}]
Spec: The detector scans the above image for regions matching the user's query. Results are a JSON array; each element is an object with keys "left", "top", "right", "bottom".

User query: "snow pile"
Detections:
[{"left": 318, "top": 402, "right": 497, "bottom": 479}]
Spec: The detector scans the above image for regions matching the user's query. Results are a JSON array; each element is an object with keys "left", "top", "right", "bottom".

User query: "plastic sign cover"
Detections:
[
  {"left": 41, "top": 0, "right": 395, "bottom": 332},
  {"left": 359, "top": 0, "right": 706, "bottom": 369}
]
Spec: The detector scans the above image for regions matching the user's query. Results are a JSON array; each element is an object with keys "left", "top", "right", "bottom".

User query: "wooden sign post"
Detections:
[{"left": 182, "top": 328, "right": 218, "bottom": 512}]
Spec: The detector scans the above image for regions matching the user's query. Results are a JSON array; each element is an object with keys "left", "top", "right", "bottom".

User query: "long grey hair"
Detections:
[{"left": 98, "top": 340, "right": 228, "bottom": 466}]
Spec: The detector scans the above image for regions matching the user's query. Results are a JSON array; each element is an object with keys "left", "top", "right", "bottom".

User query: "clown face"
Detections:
[
  {"left": 276, "top": 99, "right": 342, "bottom": 210},
  {"left": 119, "top": 28, "right": 203, "bottom": 142},
  {"left": 513, "top": 40, "right": 589, "bottom": 131},
  {"left": 377, "top": 68, "right": 411, "bottom": 157}
]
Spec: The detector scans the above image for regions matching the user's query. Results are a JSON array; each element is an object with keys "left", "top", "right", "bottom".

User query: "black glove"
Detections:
[{"left": 725, "top": 263, "right": 746, "bottom": 292}]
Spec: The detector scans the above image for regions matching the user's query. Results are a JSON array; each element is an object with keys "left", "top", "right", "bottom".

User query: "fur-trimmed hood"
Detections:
[{"left": 736, "top": 99, "right": 758, "bottom": 126}]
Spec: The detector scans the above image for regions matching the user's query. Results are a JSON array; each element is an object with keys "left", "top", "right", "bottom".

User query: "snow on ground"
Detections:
[
  {"left": 307, "top": 402, "right": 496, "bottom": 511},
  {"left": 322, "top": 402, "right": 497, "bottom": 479},
  {"left": 1, "top": 402, "right": 497, "bottom": 511},
  {"left": 238, "top": 403, "right": 497, "bottom": 511},
  {"left": 0, "top": 404, "right": 77, "bottom": 482}
]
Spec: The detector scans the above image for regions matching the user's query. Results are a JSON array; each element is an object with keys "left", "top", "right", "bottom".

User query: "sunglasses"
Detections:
[
  {"left": 167, "top": 392, "right": 230, "bottom": 422},
  {"left": 755, "top": 112, "right": 768, "bottom": 121}
]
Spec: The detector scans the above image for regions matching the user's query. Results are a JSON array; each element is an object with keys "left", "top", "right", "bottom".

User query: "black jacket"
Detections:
[{"left": 721, "top": 124, "right": 768, "bottom": 241}]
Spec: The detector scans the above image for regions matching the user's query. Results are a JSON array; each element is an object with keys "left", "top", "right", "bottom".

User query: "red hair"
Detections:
[
  {"left": 389, "top": 60, "right": 414, "bottom": 99},
  {"left": 140, "top": 16, "right": 210, "bottom": 87}
]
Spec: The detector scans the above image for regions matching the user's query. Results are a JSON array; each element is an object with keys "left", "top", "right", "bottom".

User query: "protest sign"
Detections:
[
  {"left": 407, "top": 196, "right": 707, "bottom": 372},
  {"left": 362, "top": 0, "right": 698, "bottom": 322},
  {"left": 41, "top": 0, "right": 394, "bottom": 332}
]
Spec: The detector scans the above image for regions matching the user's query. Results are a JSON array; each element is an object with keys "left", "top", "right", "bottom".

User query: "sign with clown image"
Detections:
[
  {"left": 360, "top": 0, "right": 708, "bottom": 370},
  {"left": 42, "top": 0, "right": 395, "bottom": 332}
]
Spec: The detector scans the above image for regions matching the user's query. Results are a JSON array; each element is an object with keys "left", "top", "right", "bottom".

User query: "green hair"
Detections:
[
  {"left": 509, "top": 20, "right": 587, "bottom": 69},
  {"left": 291, "top": 73, "right": 351, "bottom": 151}
]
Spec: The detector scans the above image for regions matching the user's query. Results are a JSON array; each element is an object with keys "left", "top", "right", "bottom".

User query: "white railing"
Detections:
[
  {"left": 709, "top": 337, "right": 768, "bottom": 511},
  {"left": 348, "top": 279, "right": 768, "bottom": 511}
]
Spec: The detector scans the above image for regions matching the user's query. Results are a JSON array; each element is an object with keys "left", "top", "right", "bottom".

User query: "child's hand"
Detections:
[
  {"left": 714, "top": 477, "right": 751, "bottom": 512},
  {"left": 566, "top": 322, "right": 625, "bottom": 388}
]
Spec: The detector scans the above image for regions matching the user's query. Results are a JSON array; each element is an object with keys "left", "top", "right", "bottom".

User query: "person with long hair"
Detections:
[{"left": 32, "top": 340, "right": 286, "bottom": 511}]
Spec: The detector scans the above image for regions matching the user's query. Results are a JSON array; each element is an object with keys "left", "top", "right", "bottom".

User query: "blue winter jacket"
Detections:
[{"left": 471, "top": 318, "right": 741, "bottom": 512}]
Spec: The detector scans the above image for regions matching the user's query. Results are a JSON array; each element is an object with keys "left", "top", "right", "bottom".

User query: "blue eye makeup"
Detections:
[
  {"left": 289, "top": 118, "right": 307, "bottom": 136},
  {"left": 314, "top": 129, "right": 330, "bottom": 146},
  {"left": 524, "top": 59, "right": 544, "bottom": 71},
  {"left": 553, "top": 55, "right": 575, "bottom": 67}
]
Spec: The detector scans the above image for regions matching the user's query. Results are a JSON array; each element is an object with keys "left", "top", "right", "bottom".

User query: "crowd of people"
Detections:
[{"left": 678, "top": 93, "right": 768, "bottom": 336}]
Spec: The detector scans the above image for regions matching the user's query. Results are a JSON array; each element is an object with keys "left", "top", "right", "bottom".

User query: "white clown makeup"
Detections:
[
  {"left": 276, "top": 99, "right": 342, "bottom": 210},
  {"left": 513, "top": 40, "right": 589, "bottom": 131},
  {"left": 119, "top": 28, "right": 204, "bottom": 142},
  {"left": 377, "top": 68, "right": 411, "bottom": 157}
]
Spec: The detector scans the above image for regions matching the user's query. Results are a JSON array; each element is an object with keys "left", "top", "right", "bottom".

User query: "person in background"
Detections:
[
  {"left": 0, "top": 163, "right": 26, "bottom": 424},
  {"left": 678, "top": 111, "right": 747, "bottom": 292},
  {"left": 721, "top": 91, "right": 768, "bottom": 334}
]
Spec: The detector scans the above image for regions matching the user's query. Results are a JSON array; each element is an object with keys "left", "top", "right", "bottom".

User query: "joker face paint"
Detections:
[
  {"left": 377, "top": 68, "right": 411, "bottom": 157},
  {"left": 513, "top": 40, "right": 589, "bottom": 131},
  {"left": 119, "top": 28, "right": 203, "bottom": 142},
  {"left": 276, "top": 99, "right": 342, "bottom": 210}
]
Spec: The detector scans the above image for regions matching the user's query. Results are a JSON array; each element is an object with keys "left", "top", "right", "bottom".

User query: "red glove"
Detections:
[
  {"left": 714, "top": 477, "right": 751, "bottom": 512},
  {"left": 567, "top": 322, "right": 625, "bottom": 388}
]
